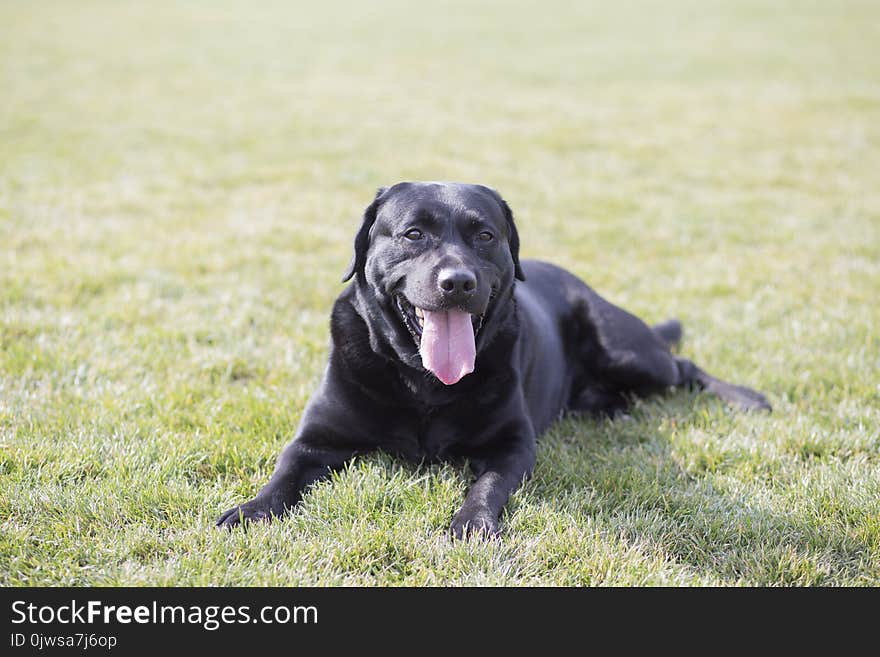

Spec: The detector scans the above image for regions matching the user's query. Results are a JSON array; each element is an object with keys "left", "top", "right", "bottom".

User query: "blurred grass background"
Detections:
[{"left": 1, "top": 0, "right": 878, "bottom": 585}]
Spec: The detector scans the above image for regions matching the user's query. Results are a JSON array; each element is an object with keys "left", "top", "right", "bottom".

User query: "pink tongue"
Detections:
[{"left": 418, "top": 309, "right": 476, "bottom": 385}]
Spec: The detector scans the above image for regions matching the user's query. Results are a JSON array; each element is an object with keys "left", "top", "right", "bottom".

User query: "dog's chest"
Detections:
[
  {"left": 386, "top": 370, "right": 506, "bottom": 461},
  {"left": 386, "top": 409, "right": 477, "bottom": 462},
  {"left": 415, "top": 414, "right": 456, "bottom": 461}
]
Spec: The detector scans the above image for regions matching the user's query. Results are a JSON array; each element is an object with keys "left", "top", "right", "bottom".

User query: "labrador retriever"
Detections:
[{"left": 217, "top": 182, "right": 770, "bottom": 537}]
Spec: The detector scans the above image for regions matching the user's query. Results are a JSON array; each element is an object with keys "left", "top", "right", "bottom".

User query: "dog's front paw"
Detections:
[
  {"left": 216, "top": 496, "right": 286, "bottom": 530},
  {"left": 450, "top": 507, "right": 501, "bottom": 540}
]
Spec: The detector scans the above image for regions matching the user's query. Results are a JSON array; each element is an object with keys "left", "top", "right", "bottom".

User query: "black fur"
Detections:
[{"left": 217, "top": 182, "right": 770, "bottom": 537}]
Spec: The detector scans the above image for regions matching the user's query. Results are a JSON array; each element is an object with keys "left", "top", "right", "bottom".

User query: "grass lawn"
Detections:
[{"left": 2, "top": 0, "right": 879, "bottom": 586}]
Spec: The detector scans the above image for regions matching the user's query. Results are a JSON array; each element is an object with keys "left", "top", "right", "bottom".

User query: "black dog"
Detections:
[{"left": 217, "top": 182, "right": 770, "bottom": 537}]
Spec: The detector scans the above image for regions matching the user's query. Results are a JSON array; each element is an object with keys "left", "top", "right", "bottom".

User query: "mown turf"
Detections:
[{"left": 2, "top": 0, "right": 878, "bottom": 586}]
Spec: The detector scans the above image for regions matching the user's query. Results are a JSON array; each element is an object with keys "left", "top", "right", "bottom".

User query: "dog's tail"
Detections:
[{"left": 653, "top": 319, "right": 683, "bottom": 350}]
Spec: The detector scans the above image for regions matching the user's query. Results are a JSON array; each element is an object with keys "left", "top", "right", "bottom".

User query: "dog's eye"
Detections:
[
  {"left": 403, "top": 228, "right": 423, "bottom": 241},
  {"left": 478, "top": 231, "right": 494, "bottom": 242}
]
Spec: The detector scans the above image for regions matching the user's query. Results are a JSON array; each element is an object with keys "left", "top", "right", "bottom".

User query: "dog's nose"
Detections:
[{"left": 437, "top": 268, "right": 476, "bottom": 300}]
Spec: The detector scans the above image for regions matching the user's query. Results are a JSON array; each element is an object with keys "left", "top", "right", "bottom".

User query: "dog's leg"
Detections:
[
  {"left": 572, "top": 293, "right": 770, "bottom": 413},
  {"left": 216, "top": 437, "right": 358, "bottom": 529},
  {"left": 674, "top": 358, "right": 771, "bottom": 412},
  {"left": 450, "top": 438, "right": 536, "bottom": 539}
]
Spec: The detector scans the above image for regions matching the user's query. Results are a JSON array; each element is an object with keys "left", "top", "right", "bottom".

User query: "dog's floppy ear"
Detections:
[
  {"left": 342, "top": 187, "right": 388, "bottom": 283},
  {"left": 498, "top": 197, "right": 526, "bottom": 282}
]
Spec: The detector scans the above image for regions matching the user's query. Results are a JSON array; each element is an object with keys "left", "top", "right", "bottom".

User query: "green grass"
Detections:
[{"left": 2, "top": 0, "right": 879, "bottom": 586}]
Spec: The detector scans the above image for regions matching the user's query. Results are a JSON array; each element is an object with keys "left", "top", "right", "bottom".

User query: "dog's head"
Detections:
[{"left": 342, "top": 182, "right": 525, "bottom": 385}]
